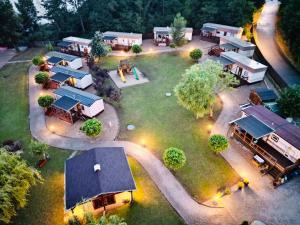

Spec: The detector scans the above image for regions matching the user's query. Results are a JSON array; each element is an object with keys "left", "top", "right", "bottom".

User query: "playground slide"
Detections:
[
  {"left": 132, "top": 67, "right": 139, "bottom": 80},
  {"left": 118, "top": 68, "right": 126, "bottom": 83}
]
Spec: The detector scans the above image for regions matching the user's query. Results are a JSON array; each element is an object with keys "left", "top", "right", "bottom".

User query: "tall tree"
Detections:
[
  {"left": 174, "top": 60, "right": 238, "bottom": 118},
  {"left": 170, "top": 13, "right": 187, "bottom": 46},
  {"left": 90, "top": 31, "right": 111, "bottom": 60},
  {"left": 15, "top": 0, "right": 39, "bottom": 43},
  {"left": 67, "top": 0, "right": 86, "bottom": 33},
  {"left": 0, "top": 0, "right": 21, "bottom": 47}
]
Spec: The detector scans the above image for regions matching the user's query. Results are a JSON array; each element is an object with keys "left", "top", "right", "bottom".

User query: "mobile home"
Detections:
[
  {"left": 58, "top": 36, "right": 92, "bottom": 55},
  {"left": 153, "top": 27, "right": 193, "bottom": 46},
  {"left": 200, "top": 23, "right": 243, "bottom": 42},
  {"left": 52, "top": 86, "right": 104, "bottom": 123},
  {"left": 50, "top": 66, "right": 93, "bottom": 89},
  {"left": 219, "top": 36, "right": 256, "bottom": 57},
  {"left": 103, "top": 31, "right": 142, "bottom": 51},
  {"left": 45, "top": 51, "right": 83, "bottom": 70}
]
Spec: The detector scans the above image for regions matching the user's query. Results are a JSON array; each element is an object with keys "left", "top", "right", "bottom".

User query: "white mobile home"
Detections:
[
  {"left": 153, "top": 27, "right": 193, "bottom": 46},
  {"left": 45, "top": 51, "right": 83, "bottom": 70},
  {"left": 219, "top": 36, "right": 256, "bottom": 57},
  {"left": 50, "top": 66, "right": 93, "bottom": 89},
  {"left": 220, "top": 51, "right": 267, "bottom": 83},
  {"left": 58, "top": 36, "right": 92, "bottom": 54},
  {"left": 53, "top": 86, "right": 104, "bottom": 119},
  {"left": 103, "top": 31, "right": 143, "bottom": 51},
  {"left": 201, "top": 23, "right": 243, "bottom": 40}
]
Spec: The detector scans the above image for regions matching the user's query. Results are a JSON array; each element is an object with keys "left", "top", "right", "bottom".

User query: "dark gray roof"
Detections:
[
  {"left": 103, "top": 35, "right": 117, "bottom": 41},
  {"left": 50, "top": 72, "right": 71, "bottom": 83},
  {"left": 254, "top": 88, "right": 278, "bottom": 102},
  {"left": 65, "top": 147, "right": 136, "bottom": 210},
  {"left": 52, "top": 96, "right": 79, "bottom": 111},
  {"left": 233, "top": 115, "right": 274, "bottom": 139},
  {"left": 46, "top": 51, "right": 79, "bottom": 62},
  {"left": 201, "top": 26, "right": 216, "bottom": 32},
  {"left": 47, "top": 56, "right": 63, "bottom": 64},
  {"left": 51, "top": 66, "right": 89, "bottom": 80},
  {"left": 57, "top": 41, "right": 72, "bottom": 48},
  {"left": 54, "top": 86, "right": 101, "bottom": 107}
]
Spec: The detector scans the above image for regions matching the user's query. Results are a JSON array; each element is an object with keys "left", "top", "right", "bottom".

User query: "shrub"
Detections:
[
  {"left": 189, "top": 48, "right": 203, "bottom": 61},
  {"left": 99, "top": 215, "right": 127, "bottom": 225},
  {"left": 68, "top": 216, "right": 82, "bottom": 225},
  {"left": 32, "top": 55, "right": 44, "bottom": 66},
  {"left": 35, "top": 72, "right": 49, "bottom": 84},
  {"left": 238, "top": 181, "right": 244, "bottom": 190},
  {"left": 81, "top": 119, "right": 103, "bottom": 137},
  {"left": 29, "top": 140, "right": 49, "bottom": 160},
  {"left": 169, "top": 43, "right": 176, "bottom": 48},
  {"left": 163, "top": 147, "right": 186, "bottom": 170},
  {"left": 131, "top": 44, "right": 142, "bottom": 54},
  {"left": 45, "top": 42, "right": 54, "bottom": 51},
  {"left": 208, "top": 134, "right": 229, "bottom": 153},
  {"left": 277, "top": 85, "right": 300, "bottom": 118},
  {"left": 38, "top": 95, "right": 54, "bottom": 108}
]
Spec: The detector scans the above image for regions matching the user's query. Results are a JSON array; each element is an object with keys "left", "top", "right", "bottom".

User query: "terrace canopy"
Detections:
[
  {"left": 211, "top": 56, "right": 233, "bottom": 66},
  {"left": 201, "top": 27, "right": 216, "bottom": 32},
  {"left": 52, "top": 96, "right": 79, "bottom": 112}
]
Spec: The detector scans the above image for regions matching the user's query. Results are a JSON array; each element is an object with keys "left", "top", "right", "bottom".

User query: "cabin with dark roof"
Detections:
[
  {"left": 64, "top": 147, "right": 136, "bottom": 212},
  {"left": 58, "top": 36, "right": 92, "bottom": 56},
  {"left": 45, "top": 51, "right": 83, "bottom": 70},
  {"left": 230, "top": 105, "right": 300, "bottom": 186}
]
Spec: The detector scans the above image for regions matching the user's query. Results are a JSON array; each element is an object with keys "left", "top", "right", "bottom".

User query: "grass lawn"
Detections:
[
  {"left": 0, "top": 49, "right": 183, "bottom": 225},
  {"left": 99, "top": 52, "right": 239, "bottom": 201}
]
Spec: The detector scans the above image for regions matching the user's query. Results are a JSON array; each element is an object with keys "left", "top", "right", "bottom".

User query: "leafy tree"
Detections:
[
  {"left": 189, "top": 48, "right": 202, "bottom": 61},
  {"left": 35, "top": 72, "right": 49, "bottom": 84},
  {"left": 208, "top": 134, "right": 229, "bottom": 153},
  {"left": 170, "top": 13, "right": 187, "bottom": 46},
  {"left": 277, "top": 85, "right": 300, "bottom": 118},
  {"left": 90, "top": 31, "right": 111, "bottom": 61},
  {"left": 99, "top": 215, "right": 127, "bottom": 225},
  {"left": 15, "top": 0, "right": 39, "bottom": 44},
  {"left": 29, "top": 140, "right": 49, "bottom": 160},
  {"left": 81, "top": 118, "right": 103, "bottom": 137},
  {"left": 38, "top": 95, "right": 54, "bottom": 108},
  {"left": 0, "top": 0, "right": 21, "bottom": 47},
  {"left": 131, "top": 44, "right": 142, "bottom": 55},
  {"left": 32, "top": 55, "right": 44, "bottom": 66},
  {"left": 45, "top": 42, "right": 54, "bottom": 51},
  {"left": 0, "top": 148, "right": 42, "bottom": 224},
  {"left": 163, "top": 147, "right": 186, "bottom": 170},
  {"left": 174, "top": 60, "right": 238, "bottom": 118},
  {"left": 66, "top": 0, "right": 87, "bottom": 33}
]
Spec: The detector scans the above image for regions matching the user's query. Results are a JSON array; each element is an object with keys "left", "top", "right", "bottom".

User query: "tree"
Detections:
[
  {"left": 15, "top": 0, "right": 39, "bottom": 44},
  {"left": 208, "top": 134, "right": 229, "bottom": 153},
  {"left": 0, "top": 0, "right": 21, "bottom": 47},
  {"left": 131, "top": 44, "right": 142, "bottom": 55},
  {"left": 277, "top": 85, "right": 300, "bottom": 118},
  {"left": 66, "top": 0, "right": 86, "bottom": 33},
  {"left": 0, "top": 148, "right": 42, "bottom": 224},
  {"left": 29, "top": 140, "right": 49, "bottom": 160},
  {"left": 174, "top": 60, "right": 238, "bottom": 118},
  {"left": 170, "top": 13, "right": 187, "bottom": 46},
  {"left": 32, "top": 55, "right": 44, "bottom": 66},
  {"left": 99, "top": 215, "right": 127, "bottom": 225},
  {"left": 38, "top": 95, "right": 54, "bottom": 108},
  {"left": 35, "top": 72, "right": 49, "bottom": 84},
  {"left": 80, "top": 118, "right": 103, "bottom": 137},
  {"left": 163, "top": 147, "right": 186, "bottom": 170},
  {"left": 90, "top": 31, "right": 111, "bottom": 61},
  {"left": 189, "top": 48, "right": 202, "bottom": 61}
]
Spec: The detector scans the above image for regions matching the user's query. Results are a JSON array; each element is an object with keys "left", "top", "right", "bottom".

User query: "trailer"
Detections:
[{"left": 45, "top": 51, "right": 83, "bottom": 70}]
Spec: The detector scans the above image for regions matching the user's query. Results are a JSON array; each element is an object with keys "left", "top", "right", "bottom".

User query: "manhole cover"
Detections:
[
  {"left": 127, "top": 124, "right": 136, "bottom": 130},
  {"left": 165, "top": 92, "right": 172, "bottom": 97}
]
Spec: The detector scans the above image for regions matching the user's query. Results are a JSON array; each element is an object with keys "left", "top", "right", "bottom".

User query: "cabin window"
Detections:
[
  {"left": 271, "top": 134, "right": 279, "bottom": 142},
  {"left": 81, "top": 105, "right": 84, "bottom": 110}
]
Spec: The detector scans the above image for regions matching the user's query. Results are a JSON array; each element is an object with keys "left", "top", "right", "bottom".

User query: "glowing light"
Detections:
[
  {"left": 140, "top": 138, "right": 146, "bottom": 146},
  {"left": 149, "top": 48, "right": 153, "bottom": 53},
  {"left": 39, "top": 92, "right": 44, "bottom": 96},
  {"left": 49, "top": 125, "right": 55, "bottom": 133},
  {"left": 189, "top": 47, "right": 194, "bottom": 52}
]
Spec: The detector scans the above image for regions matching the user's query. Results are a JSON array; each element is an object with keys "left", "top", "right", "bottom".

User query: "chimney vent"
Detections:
[{"left": 94, "top": 164, "right": 101, "bottom": 172}]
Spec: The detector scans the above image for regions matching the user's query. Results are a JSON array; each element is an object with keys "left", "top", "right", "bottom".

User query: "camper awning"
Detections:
[
  {"left": 211, "top": 56, "right": 234, "bottom": 66},
  {"left": 50, "top": 72, "right": 72, "bottom": 83},
  {"left": 103, "top": 35, "right": 117, "bottom": 40},
  {"left": 220, "top": 43, "right": 237, "bottom": 51},
  {"left": 232, "top": 115, "right": 274, "bottom": 139},
  {"left": 52, "top": 96, "right": 79, "bottom": 112},
  {"left": 47, "top": 56, "right": 63, "bottom": 64},
  {"left": 57, "top": 41, "right": 72, "bottom": 48}
]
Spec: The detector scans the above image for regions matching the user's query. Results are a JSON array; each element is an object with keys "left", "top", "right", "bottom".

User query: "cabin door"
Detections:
[{"left": 237, "top": 67, "right": 243, "bottom": 76}]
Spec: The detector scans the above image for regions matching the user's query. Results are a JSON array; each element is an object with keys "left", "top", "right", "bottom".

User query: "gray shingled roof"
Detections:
[{"left": 65, "top": 147, "right": 136, "bottom": 210}]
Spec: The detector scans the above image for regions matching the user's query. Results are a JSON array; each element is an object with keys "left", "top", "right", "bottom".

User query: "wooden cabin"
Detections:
[
  {"left": 45, "top": 51, "right": 83, "bottom": 70},
  {"left": 50, "top": 66, "right": 93, "bottom": 89},
  {"left": 58, "top": 36, "right": 91, "bottom": 56},
  {"left": 153, "top": 27, "right": 193, "bottom": 46},
  {"left": 230, "top": 105, "right": 300, "bottom": 186},
  {"left": 65, "top": 147, "right": 136, "bottom": 212},
  {"left": 51, "top": 86, "right": 104, "bottom": 123},
  {"left": 218, "top": 36, "right": 256, "bottom": 57},
  {"left": 200, "top": 23, "right": 243, "bottom": 43},
  {"left": 103, "top": 31, "right": 142, "bottom": 51}
]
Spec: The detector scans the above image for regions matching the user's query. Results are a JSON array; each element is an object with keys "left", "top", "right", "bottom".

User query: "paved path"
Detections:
[
  {"left": 255, "top": 0, "right": 300, "bottom": 86},
  {"left": 0, "top": 49, "right": 16, "bottom": 69}
]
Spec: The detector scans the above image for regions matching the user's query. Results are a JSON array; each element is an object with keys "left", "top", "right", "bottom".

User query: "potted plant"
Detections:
[
  {"left": 237, "top": 181, "right": 244, "bottom": 190},
  {"left": 243, "top": 178, "right": 250, "bottom": 187},
  {"left": 29, "top": 140, "right": 50, "bottom": 168}
]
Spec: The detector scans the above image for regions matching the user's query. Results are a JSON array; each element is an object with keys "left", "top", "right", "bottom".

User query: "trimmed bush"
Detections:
[
  {"left": 32, "top": 55, "right": 44, "bottom": 66},
  {"left": 238, "top": 181, "right": 244, "bottom": 190},
  {"left": 81, "top": 119, "right": 103, "bottom": 137},
  {"left": 208, "top": 134, "right": 229, "bottom": 153},
  {"left": 29, "top": 140, "right": 49, "bottom": 160},
  {"left": 38, "top": 95, "right": 54, "bottom": 108},
  {"left": 131, "top": 44, "right": 142, "bottom": 54},
  {"left": 35, "top": 72, "right": 49, "bottom": 85},
  {"left": 163, "top": 147, "right": 186, "bottom": 170},
  {"left": 189, "top": 48, "right": 202, "bottom": 61},
  {"left": 169, "top": 43, "right": 176, "bottom": 48}
]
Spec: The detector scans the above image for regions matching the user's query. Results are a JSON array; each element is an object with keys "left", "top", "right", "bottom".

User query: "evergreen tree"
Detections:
[
  {"left": 90, "top": 31, "right": 111, "bottom": 60},
  {"left": 170, "top": 13, "right": 187, "bottom": 46}
]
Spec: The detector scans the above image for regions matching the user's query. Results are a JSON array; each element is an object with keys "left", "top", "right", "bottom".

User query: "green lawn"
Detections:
[
  {"left": 100, "top": 52, "right": 239, "bottom": 201},
  {"left": 0, "top": 50, "right": 183, "bottom": 225}
]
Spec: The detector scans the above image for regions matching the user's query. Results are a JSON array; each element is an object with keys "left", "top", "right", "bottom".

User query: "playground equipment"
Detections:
[{"left": 117, "top": 59, "right": 139, "bottom": 82}]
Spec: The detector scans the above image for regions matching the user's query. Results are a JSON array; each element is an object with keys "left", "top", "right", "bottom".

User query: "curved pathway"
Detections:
[
  {"left": 255, "top": 0, "right": 300, "bottom": 86},
  {"left": 28, "top": 65, "right": 235, "bottom": 224}
]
